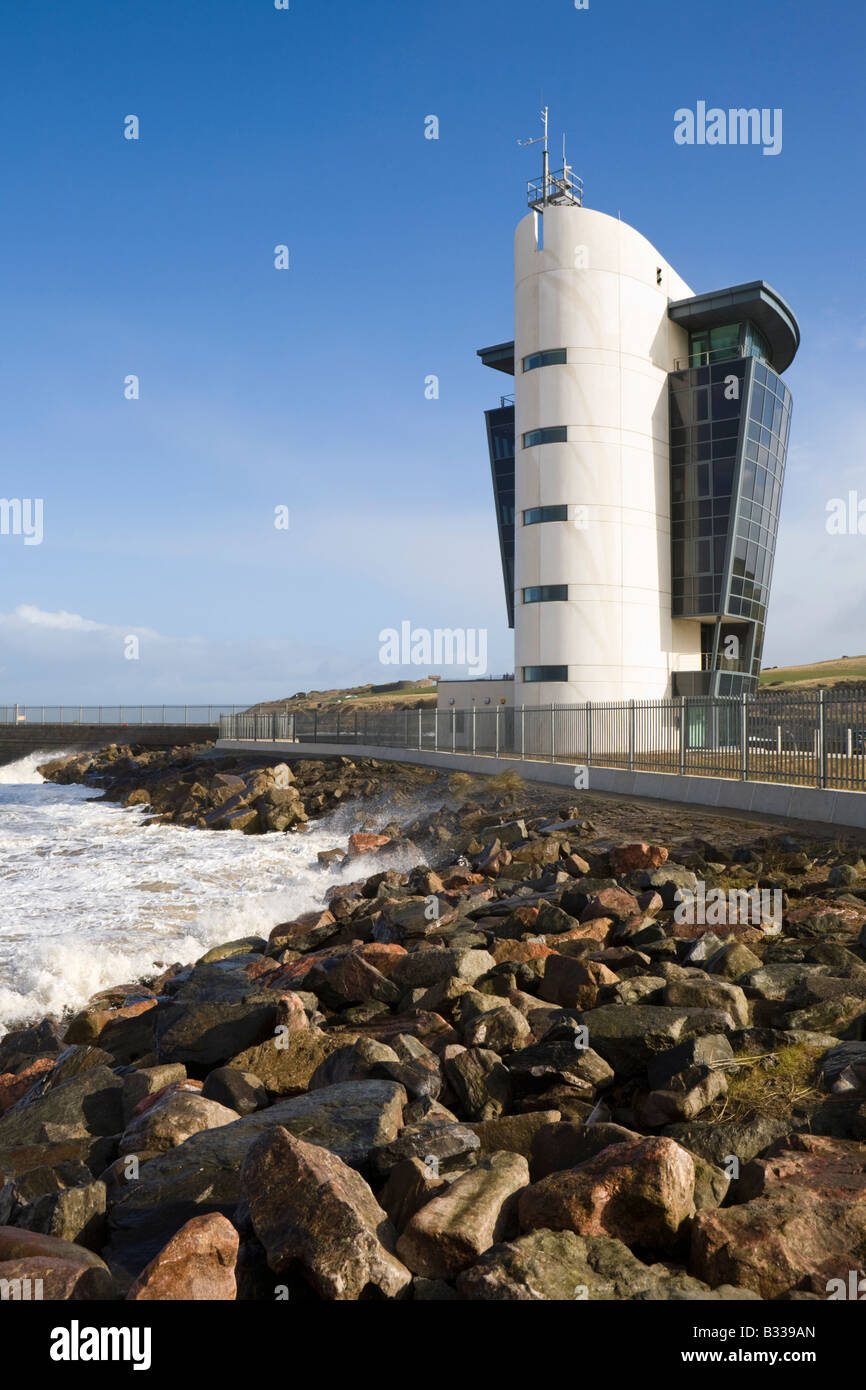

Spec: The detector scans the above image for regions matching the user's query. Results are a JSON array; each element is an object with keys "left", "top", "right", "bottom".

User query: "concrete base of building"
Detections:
[{"left": 216, "top": 740, "right": 866, "bottom": 832}]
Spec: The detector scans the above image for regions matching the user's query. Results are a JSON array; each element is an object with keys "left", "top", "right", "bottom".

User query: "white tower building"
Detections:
[{"left": 477, "top": 114, "right": 799, "bottom": 712}]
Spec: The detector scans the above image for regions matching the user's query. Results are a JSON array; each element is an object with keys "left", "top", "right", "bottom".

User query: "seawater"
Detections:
[{"left": 0, "top": 751, "right": 419, "bottom": 1036}]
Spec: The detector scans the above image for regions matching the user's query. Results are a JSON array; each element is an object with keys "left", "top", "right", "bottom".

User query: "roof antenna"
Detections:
[
  {"left": 518, "top": 105, "right": 550, "bottom": 205},
  {"left": 520, "top": 108, "right": 583, "bottom": 212}
]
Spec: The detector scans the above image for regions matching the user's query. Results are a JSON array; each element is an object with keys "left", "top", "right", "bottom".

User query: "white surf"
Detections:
[{"left": 0, "top": 752, "right": 423, "bottom": 1036}]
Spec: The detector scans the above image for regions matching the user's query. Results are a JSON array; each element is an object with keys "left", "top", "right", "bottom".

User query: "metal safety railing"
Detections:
[
  {"left": 0, "top": 705, "right": 249, "bottom": 726},
  {"left": 219, "top": 689, "right": 866, "bottom": 792}
]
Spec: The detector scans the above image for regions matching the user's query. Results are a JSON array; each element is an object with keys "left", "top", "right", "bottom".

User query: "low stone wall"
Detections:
[
  {"left": 0, "top": 725, "right": 216, "bottom": 767},
  {"left": 217, "top": 738, "right": 866, "bottom": 832}
]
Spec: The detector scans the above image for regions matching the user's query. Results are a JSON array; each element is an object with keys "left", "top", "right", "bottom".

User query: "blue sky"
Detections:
[{"left": 1, "top": 0, "right": 864, "bottom": 701}]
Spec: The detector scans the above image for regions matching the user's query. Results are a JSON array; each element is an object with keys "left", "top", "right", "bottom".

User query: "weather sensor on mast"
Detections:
[{"left": 519, "top": 106, "right": 583, "bottom": 212}]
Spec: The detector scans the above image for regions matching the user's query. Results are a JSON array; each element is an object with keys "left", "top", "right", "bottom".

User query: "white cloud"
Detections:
[{"left": 13, "top": 605, "right": 110, "bottom": 633}]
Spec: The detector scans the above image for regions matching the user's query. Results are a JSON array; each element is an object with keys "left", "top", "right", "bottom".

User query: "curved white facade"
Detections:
[{"left": 514, "top": 205, "right": 703, "bottom": 705}]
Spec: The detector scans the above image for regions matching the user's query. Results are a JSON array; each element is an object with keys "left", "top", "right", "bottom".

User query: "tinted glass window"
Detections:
[
  {"left": 523, "top": 427, "right": 567, "bottom": 447},
  {"left": 523, "top": 585, "right": 568, "bottom": 603},
  {"left": 523, "top": 666, "right": 568, "bottom": 682},
  {"left": 522, "top": 349, "right": 568, "bottom": 371},
  {"left": 524, "top": 506, "right": 569, "bottom": 525}
]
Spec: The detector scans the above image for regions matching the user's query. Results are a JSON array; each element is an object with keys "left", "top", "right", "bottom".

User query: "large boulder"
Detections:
[
  {"left": 126, "top": 1213, "right": 239, "bottom": 1300},
  {"left": 443, "top": 1048, "right": 512, "bottom": 1121},
  {"left": 0, "top": 1065, "right": 123, "bottom": 1146},
  {"left": 396, "top": 1152, "right": 529, "bottom": 1278},
  {"left": 119, "top": 1092, "right": 238, "bottom": 1156},
  {"left": 228, "top": 1029, "right": 344, "bottom": 1095},
  {"left": 0, "top": 1228, "right": 114, "bottom": 1298},
  {"left": 242, "top": 1127, "right": 411, "bottom": 1300},
  {"left": 15, "top": 1180, "right": 107, "bottom": 1250},
  {"left": 664, "top": 978, "right": 750, "bottom": 1028},
  {"left": 519, "top": 1136, "right": 695, "bottom": 1249},
  {"left": 155, "top": 996, "right": 278, "bottom": 1069},
  {"left": 574, "top": 1005, "right": 736, "bottom": 1078},
  {"left": 456, "top": 1230, "right": 715, "bottom": 1302},
  {"left": 530, "top": 1121, "right": 641, "bottom": 1181},
  {"left": 104, "top": 1080, "right": 406, "bottom": 1284},
  {"left": 690, "top": 1134, "right": 866, "bottom": 1298},
  {"left": 390, "top": 949, "right": 495, "bottom": 992}
]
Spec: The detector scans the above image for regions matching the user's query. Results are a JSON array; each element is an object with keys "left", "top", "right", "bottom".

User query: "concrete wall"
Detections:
[
  {"left": 0, "top": 725, "right": 216, "bottom": 767},
  {"left": 513, "top": 204, "right": 703, "bottom": 706},
  {"left": 217, "top": 738, "right": 866, "bottom": 832}
]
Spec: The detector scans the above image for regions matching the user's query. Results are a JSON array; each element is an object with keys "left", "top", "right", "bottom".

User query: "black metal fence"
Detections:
[
  {"left": 0, "top": 705, "right": 245, "bottom": 726},
  {"left": 219, "top": 689, "right": 866, "bottom": 792}
]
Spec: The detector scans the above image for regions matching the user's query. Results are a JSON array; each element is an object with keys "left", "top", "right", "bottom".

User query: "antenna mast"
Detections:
[{"left": 520, "top": 108, "right": 582, "bottom": 213}]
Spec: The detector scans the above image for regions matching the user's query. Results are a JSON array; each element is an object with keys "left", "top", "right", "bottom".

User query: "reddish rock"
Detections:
[
  {"left": 477, "top": 841, "right": 511, "bottom": 876},
  {"left": 518, "top": 1136, "right": 695, "bottom": 1248},
  {"left": 121, "top": 1092, "right": 237, "bottom": 1156},
  {"left": 126, "top": 1213, "right": 239, "bottom": 1300},
  {"left": 64, "top": 998, "right": 157, "bottom": 1047},
  {"left": 242, "top": 1126, "right": 411, "bottom": 1299},
  {"left": 690, "top": 1189, "right": 866, "bottom": 1299},
  {"left": 491, "top": 939, "right": 555, "bottom": 965},
  {"left": 636, "top": 890, "right": 664, "bottom": 916},
  {"left": 0, "top": 1255, "right": 110, "bottom": 1300},
  {"left": 0, "top": 1058, "right": 55, "bottom": 1115},
  {"left": 379, "top": 1157, "right": 447, "bottom": 1233},
  {"left": 308, "top": 951, "right": 400, "bottom": 1007},
  {"left": 242, "top": 956, "right": 282, "bottom": 981},
  {"left": 264, "top": 948, "right": 341, "bottom": 991},
  {"left": 542, "top": 919, "right": 615, "bottom": 949},
  {"left": 397, "top": 1152, "right": 529, "bottom": 1278},
  {"left": 268, "top": 909, "right": 335, "bottom": 949},
  {"left": 502, "top": 905, "right": 540, "bottom": 934},
  {"left": 690, "top": 1133, "right": 866, "bottom": 1301},
  {"left": 739, "top": 1132, "right": 866, "bottom": 1204},
  {"left": 347, "top": 833, "right": 392, "bottom": 858},
  {"left": 0, "top": 1228, "right": 113, "bottom": 1298},
  {"left": 354, "top": 942, "right": 407, "bottom": 977},
  {"left": 610, "top": 843, "right": 669, "bottom": 875},
  {"left": 580, "top": 888, "right": 641, "bottom": 925},
  {"left": 540, "top": 955, "right": 619, "bottom": 1010},
  {"left": 129, "top": 1079, "right": 203, "bottom": 1121},
  {"left": 561, "top": 853, "right": 591, "bottom": 877}
]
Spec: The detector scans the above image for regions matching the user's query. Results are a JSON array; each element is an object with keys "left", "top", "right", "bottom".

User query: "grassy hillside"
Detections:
[
  {"left": 760, "top": 655, "right": 866, "bottom": 690},
  {"left": 246, "top": 681, "right": 439, "bottom": 716}
]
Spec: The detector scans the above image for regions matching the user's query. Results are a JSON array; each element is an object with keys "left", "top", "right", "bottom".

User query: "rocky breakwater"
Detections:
[
  {"left": 38, "top": 746, "right": 440, "bottom": 835},
  {"left": 2, "top": 780, "right": 866, "bottom": 1300}
]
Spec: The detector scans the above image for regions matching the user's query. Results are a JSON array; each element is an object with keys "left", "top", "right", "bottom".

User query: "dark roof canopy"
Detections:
[
  {"left": 477, "top": 341, "right": 515, "bottom": 376},
  {"left": 668, "top": 281, "right": 800, "bottom": 373}
]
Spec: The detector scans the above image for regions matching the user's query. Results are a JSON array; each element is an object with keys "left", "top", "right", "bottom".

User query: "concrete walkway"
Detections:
[{"left": 217, "top": 739, "right": 866, "bottom": 832}]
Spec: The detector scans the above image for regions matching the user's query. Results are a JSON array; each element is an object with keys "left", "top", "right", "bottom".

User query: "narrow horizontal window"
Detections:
[
  {"left": 522, "top": 348, "right": 567, "bottom": 372},
  {"left": 523, "top": 505, "right": 569, "bottom": 525},
  {"left": 523, "top": 665, "right": 568, "bottom": 682},
  {"left": 522, "top": 427, "right": 567, "bottom": 448},
  {"left": 523, "top": 584, "right": 568, "bottom": 603}
]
